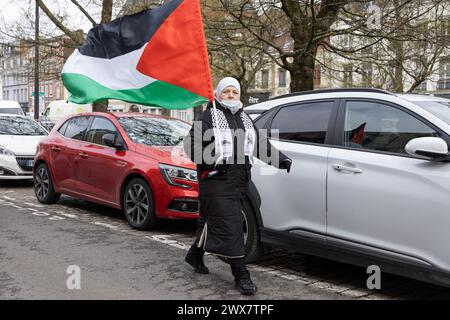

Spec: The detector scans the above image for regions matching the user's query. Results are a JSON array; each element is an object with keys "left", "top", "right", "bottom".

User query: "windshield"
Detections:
[
  {"left": 0, "top": 108, "right": 23, "bottom": 115},
  {"left": 0, "top": 116, "right": 48, "bottom": 136},
  {"left": 413, "top": 101, "right": 450, "bottom": 125},
  {"left": 118, "top": 116, "right": 190, "bottom": 146}
]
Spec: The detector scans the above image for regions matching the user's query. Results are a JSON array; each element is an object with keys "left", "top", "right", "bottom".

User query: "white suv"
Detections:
[{"left": 243, "top": 89, "right": 450, "bottom": 287}]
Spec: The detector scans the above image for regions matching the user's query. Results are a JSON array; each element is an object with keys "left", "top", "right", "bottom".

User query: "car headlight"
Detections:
[
  {"left": 0, "top": 145, "right": 15, "bottom": 156},
  {"left": 159, "top": 163, "right": 197, "bottom": 189}
]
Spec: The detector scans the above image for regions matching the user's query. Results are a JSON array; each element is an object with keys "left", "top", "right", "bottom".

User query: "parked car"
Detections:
[
  {"left": 241, "top": 89, "right": 450, "bottom": 287},
  {"left": 40, "top": 100, "right": 92, "bottom": 131},
  {"left": 33, "top": 112, "right": 202, "bottom": 230},
  {"left": 0, "top": 114, "right": 48, "bottom": 180},
  {"left": 0, "top": 100, "right": 25, "bottom": 116}
]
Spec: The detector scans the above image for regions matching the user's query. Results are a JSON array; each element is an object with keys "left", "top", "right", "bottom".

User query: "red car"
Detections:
[{"left": 33, "top": 112, "right": 199, "bottom": 230}]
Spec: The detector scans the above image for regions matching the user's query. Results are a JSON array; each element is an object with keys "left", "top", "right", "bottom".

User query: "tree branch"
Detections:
[{"left": 70, "top": 0, "right": 97, "bottom": 27}]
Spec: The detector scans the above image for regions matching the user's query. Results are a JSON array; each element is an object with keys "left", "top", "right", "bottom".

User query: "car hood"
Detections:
[
  {"left": 0, "top": 135, "right": 46, "bottom": 156},
  {"left": 134, "top": 144, "right": 196, "bottom": 169}
]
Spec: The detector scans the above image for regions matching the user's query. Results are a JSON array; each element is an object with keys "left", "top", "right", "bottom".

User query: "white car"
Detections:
[
  {"left": 241, "top": 89, "right": 450, "bottom": 287},
  {"left": 0, "top": 100, "right": 25, "bottom": 116},
  {"left": 0, "top": 115, "right": 48, "bottom": 180}
]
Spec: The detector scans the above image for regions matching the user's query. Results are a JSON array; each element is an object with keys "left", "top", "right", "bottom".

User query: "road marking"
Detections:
[
  {"left": 0, "top": 194, "right": 394, "bottom": 300},
  {"left": 93, "top": 222, "right": 118, "bottom": 230},
  {"left": 24, "top": 202, "right": 46, "bottom": 208},
  {"left": 59, "top": 213, "right": 78, "bottom": 219}
]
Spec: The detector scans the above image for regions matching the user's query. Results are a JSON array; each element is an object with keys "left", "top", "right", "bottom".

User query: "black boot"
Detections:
[
  {"left": 235, "top": 278, "right": 257, "bottom": 295},
  {"left": 229, "top": 258, "right": 257, "bottom": 295},
  {"left": 185, "top": 244, "right": 209, "bottom": 274}
]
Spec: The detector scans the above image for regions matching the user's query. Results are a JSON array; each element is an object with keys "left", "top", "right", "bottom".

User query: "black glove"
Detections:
[{"left": 280, "top": 158, "right": 292, "bottom": 173}]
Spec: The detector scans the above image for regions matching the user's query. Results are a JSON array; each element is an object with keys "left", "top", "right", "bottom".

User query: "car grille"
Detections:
[{"left": 16, "top": 157, "right": 34, "bottom": 172}]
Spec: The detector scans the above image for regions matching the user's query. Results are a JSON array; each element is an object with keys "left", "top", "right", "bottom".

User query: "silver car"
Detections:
[{"left": 242, "top": 88, "right": 450, "bottom": 287}]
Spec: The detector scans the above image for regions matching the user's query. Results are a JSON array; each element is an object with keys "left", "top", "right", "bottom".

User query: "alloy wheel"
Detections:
[
  {"left": 125, "top": 184, "right": 150, "bottom": 225},
  {"left": 35, "top": 167, "right": 50, "bottom": 200}
]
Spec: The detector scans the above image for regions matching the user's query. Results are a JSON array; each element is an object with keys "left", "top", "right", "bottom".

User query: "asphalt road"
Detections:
[{"left": 1, "top": 180, "right": 450, "bottom": 300}]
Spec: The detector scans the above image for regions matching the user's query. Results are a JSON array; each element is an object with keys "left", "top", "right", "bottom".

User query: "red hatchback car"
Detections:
[{"left": 33, "top": 112, "right": 199, "bottom": 230}]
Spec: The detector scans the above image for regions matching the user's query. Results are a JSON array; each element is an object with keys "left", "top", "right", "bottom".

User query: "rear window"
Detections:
[
  {"left": 118, "top": 116, "right": 190, "bottom": 146},
  {"left": 0, "top": 108, "right": 23, "bottom": 115},
  {"left": 0, "top": 116, "right": 47, "bottom": 136}
]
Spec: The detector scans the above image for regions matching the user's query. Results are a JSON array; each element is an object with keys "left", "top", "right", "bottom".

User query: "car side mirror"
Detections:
[
  {"left": 102, "top": 133, "right": 125, "bottom": 150},
  {"left": 405, "top": 137, "right": 449, "bottom": 161}
]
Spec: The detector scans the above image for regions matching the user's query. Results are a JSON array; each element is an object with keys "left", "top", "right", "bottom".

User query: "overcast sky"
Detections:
[{"left": 0, "top": 0, "right": 99, "bottom": 41}]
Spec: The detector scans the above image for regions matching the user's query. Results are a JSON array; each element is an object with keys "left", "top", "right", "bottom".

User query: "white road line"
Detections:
[
  {"left": 24, "top": 202, "right": 46, "bottom": 208},
  {"left": 93, "top": 222, "right": 118, "bottom": 230}
]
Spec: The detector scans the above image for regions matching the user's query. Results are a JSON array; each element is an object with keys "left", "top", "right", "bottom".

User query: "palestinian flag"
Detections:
[{"left": 62, "top": 0, "right": 213, "bottom": 109}]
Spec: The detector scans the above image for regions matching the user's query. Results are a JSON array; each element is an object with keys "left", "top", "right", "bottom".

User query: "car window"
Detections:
[
  {"left": 270, "top": 101, "right": 334, "bottom": 144},
  {"left": 253, "top": 109, "right": 275, "bottom": 129},
  {"left": 58, "top": 120, "right": 69, "bottom": 136},
  {"left": 117, "top": 116, "right": 190, "bottom": 146},
  {"left": 86, "top": 117, "right": 118, "bottom": 146},
  {"left": 0, "top": 116, "right": 47, "bottom": 135},
  {"left": 63, "top": 116, "right": 91, "bottom": 141},
  {"left": 0, "top": 108, "right": 23, "bottom": 115},
  {"left": 344, "top": 101, "right": 438, "bottom": 154}
]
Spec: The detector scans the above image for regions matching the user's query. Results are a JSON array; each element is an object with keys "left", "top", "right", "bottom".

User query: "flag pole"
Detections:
[{"left": 212, "top": 99, "right": 224, "bottom": 163}]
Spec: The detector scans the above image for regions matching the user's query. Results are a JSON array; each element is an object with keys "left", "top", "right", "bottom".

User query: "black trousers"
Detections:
[{"left": 187, "top": 243, "right": 250, "bottom": 280}]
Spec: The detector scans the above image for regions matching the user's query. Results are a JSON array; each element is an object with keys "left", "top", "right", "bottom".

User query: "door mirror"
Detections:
[
  {"left": 405, "top": 137, "right": 449, "bottom": 160},
  {"left": 102, "top": 133, "right": 125, "bottom": 150}
]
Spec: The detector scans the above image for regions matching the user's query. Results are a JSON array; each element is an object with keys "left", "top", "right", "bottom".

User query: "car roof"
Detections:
[
  {"left": 0, "top": 100, "right": 21, "bottom": 108},
  {"left": 65, "top": 111, "right": 181, "bottom": 121},
  {"left": 396, "top": 94, "right": 450, "bottom": 102},
  {"left": 244, "top": 90, "right": 450, "bottom": 112}
]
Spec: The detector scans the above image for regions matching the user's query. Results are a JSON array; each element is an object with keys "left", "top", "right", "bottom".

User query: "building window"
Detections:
[
  {"left": 416, "top": 80, "right": 427, "bottom": 91},
  {"left": 49, "top": 81, "right": 53, "bottom": 97},
  {"left": 261, "top": 70, "right": 269, "bottom": 89},
  {"left": 438, "top": 61, "right": 450, "bottom": 90},
  {"left": 278, "top": 68, "right": 287, "bottom": 87}
]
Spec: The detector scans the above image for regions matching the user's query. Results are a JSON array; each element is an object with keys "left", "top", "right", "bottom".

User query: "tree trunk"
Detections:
[
  {"left": 161, "top": 109, "right": 171, "bottom": 117},
  {"left": 93, "top": 100, "right": 109, "bottom": 112},
  {"left": 101, "top": 0, "right": 114, "bottom": 23},
  {"left": 193, "top": 105, "right": 203, "bottom": 121},
  {"left": 289, "top": 53, "right": 315, "bottom": 92}
]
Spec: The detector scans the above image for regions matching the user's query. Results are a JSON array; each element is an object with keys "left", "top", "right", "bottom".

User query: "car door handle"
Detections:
[
  {"left": 116, "top": 160, "right": 127, "bottom": 167},
  {"left": 332, "top": 164, "right": 363, "bottom": 174},
  {"left": 78, "top": 152, "right": 89, "bottom": 159},
  {"left": 51, "top": 146, "right": 61, "bottom": 152}
]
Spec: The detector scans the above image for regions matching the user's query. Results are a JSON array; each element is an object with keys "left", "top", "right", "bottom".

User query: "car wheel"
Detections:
[
  {"left": 123, "top": 178, "right": 157, "bottom": 230},
  {"left": 218, "top": 198, "right": 263, "bottom": 264},
  {"left": 34, "top": 163, "right": 61, "bottom": 204},
  {"left": 242, "top": 198, "right": 263, "bottom": 263}
]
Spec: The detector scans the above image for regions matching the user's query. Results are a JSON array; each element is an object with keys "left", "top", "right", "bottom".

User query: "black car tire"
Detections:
[
  {"left": 34, "top": 163, "right": 61, "bottom": 204},
  {"left": 218, "top": 198, "right": 263, "bottom": 264},
  {"left": 123, "top": 178, "right": 158, "bottom": 230},
  {"left": 242, "top": 198, "right": 264, "bottom": 263}
]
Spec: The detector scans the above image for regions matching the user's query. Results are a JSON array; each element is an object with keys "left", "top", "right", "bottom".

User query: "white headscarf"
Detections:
[{"left": 214, "top": 77, "right": 241, "bottom": 101}]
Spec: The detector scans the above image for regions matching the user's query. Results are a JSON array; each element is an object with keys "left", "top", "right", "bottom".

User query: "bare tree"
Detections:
[{"left": 320, "top": 0, "right": 448, "bottom": 92}]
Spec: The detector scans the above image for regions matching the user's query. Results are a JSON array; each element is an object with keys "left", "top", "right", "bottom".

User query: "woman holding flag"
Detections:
[{"left": 184, "top": 77, "right": 292, "bottom": 295}]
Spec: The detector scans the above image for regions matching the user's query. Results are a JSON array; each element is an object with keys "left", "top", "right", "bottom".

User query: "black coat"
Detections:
[{"left": 184, "top": 100, "right": 289, "bottom": 257}]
